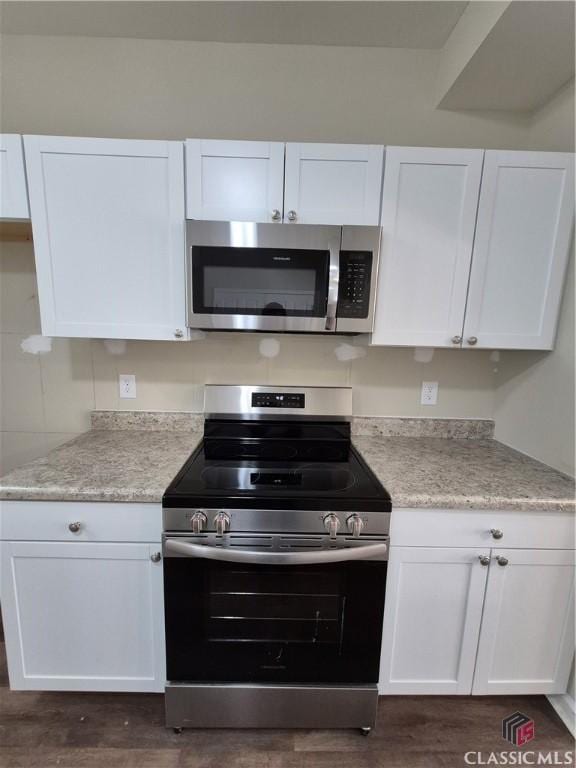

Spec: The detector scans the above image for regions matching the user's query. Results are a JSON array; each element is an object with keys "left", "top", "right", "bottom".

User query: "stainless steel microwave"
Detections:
[{"left": 186, "top": 221, "right": 381, "bottom": 334}]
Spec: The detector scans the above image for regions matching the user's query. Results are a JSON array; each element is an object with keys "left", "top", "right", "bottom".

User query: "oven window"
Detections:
[
  {"left": 192, "top": 246, "right": 329, "bottom": 316},
  {"left": 164, "top": 558, "right": 386, "bottom": 685}
]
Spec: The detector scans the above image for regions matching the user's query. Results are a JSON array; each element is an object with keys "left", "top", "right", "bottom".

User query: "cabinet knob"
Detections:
[
  {"left": 68, "top": 521, "right": 82, "bottom": 533},
  {"left": 467, "top": 336, "right": 478, "bottom": 346},
  {"left": 451, "top": 335, "right": 462, "bottom": 345},
  {"left": 490, "top": 528, "right": 504, "bottom": 540},
  {"left": 150, "top": 552, "right": 162, "bottom": 563},
  {"left": 214, "top": 511, "right": 231, "bottom": 536},
  {"left": 174, "top": 329, "right": 184, "bottom": 339},
  {"left": 478, "top": 555, "right": 490, "bottom": 566},
  {"left": 271, "top": 209, "right": 281, "bottom": 221},
  {"left": 287, "top": 210, "right": 297, "bottom": 222},
  {"left": 496, "top": 555, "right": 509, "bottom": 567}
]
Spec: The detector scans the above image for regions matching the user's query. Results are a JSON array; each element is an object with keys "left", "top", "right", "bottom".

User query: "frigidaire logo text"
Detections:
[{"left": 273, "top": 256, "right": 291, "bottom": 261}]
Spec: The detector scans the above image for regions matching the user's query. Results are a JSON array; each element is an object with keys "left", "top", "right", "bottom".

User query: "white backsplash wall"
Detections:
[{"left": 0, "top": 241, "right": 498, "bottom": 474}]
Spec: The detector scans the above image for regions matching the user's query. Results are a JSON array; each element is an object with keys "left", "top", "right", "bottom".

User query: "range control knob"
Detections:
[
  {"left": 214, "top": 511, "right": 231, "bottom": 536},
  {"left": 323, "top": 513, "right": 340, "bottom": 540},
  {"left": 346, "top": 514, "right": 365, "bottom": 538},
  {"left": 191, "top": 511, "right": 207, "bottom": 535}
]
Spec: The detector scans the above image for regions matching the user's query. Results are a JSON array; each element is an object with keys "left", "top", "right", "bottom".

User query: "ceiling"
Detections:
[{"left": 0, "top": 1, "right": 469, "bottom": 49}]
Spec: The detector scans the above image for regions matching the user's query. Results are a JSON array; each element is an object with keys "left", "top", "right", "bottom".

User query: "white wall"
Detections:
[{"left": 0, "top": 34, "right": 573, "bottom": 475}]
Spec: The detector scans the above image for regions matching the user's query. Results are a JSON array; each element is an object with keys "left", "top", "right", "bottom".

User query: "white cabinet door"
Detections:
[
  {"left": 372, "top": 147, "right": 483, "bottom": 347},
  {"left": 1, "top": 540, "right": 165, "bottom": 692},
  {"left": 0, "top": 134, "right": 30, "bottom": 219},
  {"left": 24, "top": 135, "right": 187, "bottom": 340},
  {"left": 284, "top": 143, "right": 383, "bottom": 225},
  {"left": 464, "top": 151, "right": 575, "bottom": 350},
  {"left": 185, "top": 139, "right": 285, "bottom": 223},
  {"left": 473, "top": 548, "right": 575, "bottom": 695},
  {"left": 379, "top": 546, "right": 489, "bottom": 695}
]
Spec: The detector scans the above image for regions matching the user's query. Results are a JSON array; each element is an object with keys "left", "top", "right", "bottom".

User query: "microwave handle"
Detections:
[
  {"left": 164, "top": 538, "right": 387, "bottom": 564},
  {"left": 325, "top": 245, "right": 340, "bottom": 331}
]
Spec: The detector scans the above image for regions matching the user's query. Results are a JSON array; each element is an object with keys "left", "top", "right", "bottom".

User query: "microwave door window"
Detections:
[
  {"left": 192, "top": 247, "right": 329, "bottom": 317},
  {"left": 205, "top": 267, "right": 315, "bottom": 314}
]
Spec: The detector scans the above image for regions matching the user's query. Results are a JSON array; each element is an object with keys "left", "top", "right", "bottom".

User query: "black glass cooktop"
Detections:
[{"left": 164, "top": 420, "right": 390, "bottom": 513}]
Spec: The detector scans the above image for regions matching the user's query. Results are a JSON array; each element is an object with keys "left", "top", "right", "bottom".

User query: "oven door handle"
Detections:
[{"left": 164, "top": 538, "right": 387, "bottom": 564}]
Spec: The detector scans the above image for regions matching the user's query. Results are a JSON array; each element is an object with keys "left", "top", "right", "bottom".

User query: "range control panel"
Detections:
[
  {"left": 337, "top": 250, "right": 373, "bottom": 319},
  {"left": 252, "top": 392, "right": 305, "bottom": 409}
]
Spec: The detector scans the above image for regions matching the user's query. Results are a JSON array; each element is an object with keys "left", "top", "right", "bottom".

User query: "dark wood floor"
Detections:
[{"left": 0, "top": 643, "right": 572, "bottom": 767}]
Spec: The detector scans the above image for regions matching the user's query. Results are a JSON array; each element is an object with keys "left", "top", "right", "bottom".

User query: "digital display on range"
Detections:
[{"left": 251, "top": 392, "right": 305, "bottom": 409}]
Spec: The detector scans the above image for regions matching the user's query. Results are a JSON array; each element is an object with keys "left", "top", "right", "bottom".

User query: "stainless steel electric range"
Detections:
[{"left": 162, "top": 385, "right": 391, "bottom": 733}]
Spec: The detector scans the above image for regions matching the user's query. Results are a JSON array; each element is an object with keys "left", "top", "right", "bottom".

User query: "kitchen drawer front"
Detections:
[
  {"left": 0, "top": 501, "right": 162, "bottom": 543},
  {"left": 390, "top": 508, "right": 574, "bottom": 550}
]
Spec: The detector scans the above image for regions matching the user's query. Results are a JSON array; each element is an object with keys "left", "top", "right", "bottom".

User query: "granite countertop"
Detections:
[
  {"left": 0, "top": 420, "right": 573, "bottom": 511},
  {"left": 0, "top": 429, "right": 202, "bottom": 503},
  {"left": 353, "top": 436, "right": 575, "bottom": 512}
]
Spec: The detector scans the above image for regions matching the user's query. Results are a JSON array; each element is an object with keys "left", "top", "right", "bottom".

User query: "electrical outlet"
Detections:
[
  {"left": 421, "top": 381, "right": 438, "bottom": 406},
  {"left": 119, "top": 374, "right": 136, "bottom": 399}
]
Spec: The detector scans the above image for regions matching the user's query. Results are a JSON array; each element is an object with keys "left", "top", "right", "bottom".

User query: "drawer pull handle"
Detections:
[
  {"left": 150, "top": 552, "right": 162, "bottom": 563},
  {"left": 68, "top": 522, "right": 82, "bottom": 533},
  {"left": 490, "top": 528, "right": 503, "bottom": 540},
  {"left": 478, "top": 555, "right": 490, "bottom": 566},
  {"left": 496, "top": 555, "right": 509, "bottom": 567}
]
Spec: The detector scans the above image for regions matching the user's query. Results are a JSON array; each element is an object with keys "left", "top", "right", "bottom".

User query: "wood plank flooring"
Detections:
[{"left": 0, "top": 642, "right": 572, "bottom": 767}]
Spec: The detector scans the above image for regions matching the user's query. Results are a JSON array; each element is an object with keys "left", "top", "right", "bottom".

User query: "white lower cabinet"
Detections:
[
  {"left": 1, "top": 537, "right": 166, "bottom": 692},
  {"left": 379, "top": 547, "right": 489, "bottom": 694},
  {"left": 380, "top": 539, "right": 575, "bottom": 696},
  {"left": 473, "top": 548, "right": 575, "bottom": 695}
]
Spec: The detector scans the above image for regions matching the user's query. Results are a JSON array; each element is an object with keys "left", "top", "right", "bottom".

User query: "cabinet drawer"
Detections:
[
  {"left": 390, "top": 508, "right": 574, "bottom": 549},
  {"left": 0, "top": 501, "right": 162, "bottom": 543}
]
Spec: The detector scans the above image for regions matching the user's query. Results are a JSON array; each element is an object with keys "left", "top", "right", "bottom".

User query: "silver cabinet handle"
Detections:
[
  {"left": 164, "top": 538, "right": 388, "bottom": 565},
  {"left": 451, "top": 335, "right": 462, "bottom": 344},
  {"left": 150, "top": 552, "right": 162, "bottom": 563},
  {"left": 490, "top": 528, "right": 504, "bottom": 540},
  {"left": 174, "top": 329, "right": 184, "bottom": 339},
  {"left": 467, "top": 336, "right": 478, "bottom": 345},
  {"left": 496, "top": 555, "right": 509, "bottom": 566},
  {"left": 287, "top": 210, "right": 297, "bottom": 222},
  {"left": 214, "top": 511, "right": 231, "bottom": 536},
  {"left": 68, "top": 522, "right": 82, "bottom": 533},
  {"left": 271, "top": 209, "right": 281, "bottom": 221},
  {"left": 478, "top": 555, "right": 490, "bottom": 566}
]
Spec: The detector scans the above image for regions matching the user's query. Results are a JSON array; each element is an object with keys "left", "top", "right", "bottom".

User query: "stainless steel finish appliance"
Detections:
[
  {"left": 186, "top": 221, "right": 380, "bottom": 334},
  {"left": 162, "top": 385, "right": 391, "bottom": 733}
]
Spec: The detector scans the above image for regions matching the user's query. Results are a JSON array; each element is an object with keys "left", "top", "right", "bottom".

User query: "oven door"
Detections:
[
  {"left": 163, "top": 535, "right": 387, "bottom": 686},
  {"left": 186, "top": 221, "right": 341, "bottom": 332}
]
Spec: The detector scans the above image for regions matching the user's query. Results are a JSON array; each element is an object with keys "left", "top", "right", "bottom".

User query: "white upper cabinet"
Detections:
[
  {"left": 0, "top": 134, "right": 30, "bottom": 219},
  {"left": 185, "top": 139, "right": 285, "bottom": 223},
  {"left": 372, "top": 147, "right": 483, "bottom": 347},
  {"left": 24, "top": 136, "right": 187, "bottom": 340},
  {"left": 473, "top": 548, "right": 575, "bottom": 695},
  {"left": 463, "top": 151, "right": 575, "bottom": 350},
  {"left": 284, "top": 143, "right": 383, "bottom": 225}
]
